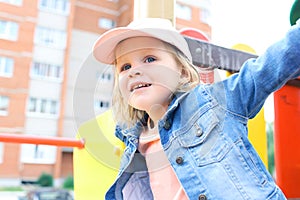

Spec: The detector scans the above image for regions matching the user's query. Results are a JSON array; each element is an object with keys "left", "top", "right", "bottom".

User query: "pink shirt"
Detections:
[{"left": 138, "top": 126, "right": 189, "bottom": 200}]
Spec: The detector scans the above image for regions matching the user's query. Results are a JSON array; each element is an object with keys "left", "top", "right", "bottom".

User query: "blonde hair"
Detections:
[{"left": 111, "top": 42, "right": 200, "bottom": 127}]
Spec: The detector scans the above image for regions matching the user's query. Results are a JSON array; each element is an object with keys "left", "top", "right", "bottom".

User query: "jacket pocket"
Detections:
[
  {"left": 234, "top": 139, "right": 268, "bottom": 186},
  {"left": 178, "top": 110, "right": 230, "bottom": 166}
]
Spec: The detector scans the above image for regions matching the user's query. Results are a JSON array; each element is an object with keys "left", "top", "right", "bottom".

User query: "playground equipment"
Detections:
[
  {"left": 74, "top": 110, "right": 124, "bottom": 200},
  {"left": 179, "top": 28, "right": 214, "bottom": 84},
  {"left": 290, "top": 0, "right": 300, "bottom": 25},
  {"left": 273, "top": 1, "right": 300, "bottom": 197},
  {"left": 0, "top": 134, "right": 84, "bottom": 149}
]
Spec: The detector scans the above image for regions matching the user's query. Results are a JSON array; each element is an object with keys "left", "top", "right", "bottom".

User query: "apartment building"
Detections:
[{"left": 0, "top": 0, "right": 211, "bottom": 186}]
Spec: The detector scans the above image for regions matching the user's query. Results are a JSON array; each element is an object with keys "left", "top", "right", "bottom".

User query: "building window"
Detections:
[
  {"left": 98, "top": 71, "right": 112, "bottom": 82},
  {"left": 96, "top": 68, "right": 113, "bottom": 83},
  {"left": 200, "top": 8, "right": 211, "bottom": 25},
  {"left": 0, "top": 20, "right": 19, "bottom": 41},
  {"left": 0, "top": 0, "right": 22, "bottom": 5},
  {"left": 21, "top": 144, "right": 56, "bottom": 164},
  {"left": 176, "top": 3, "right": 192, "bottom": 20},
  {"left": 31, "top": 62, "right": 63, "bottom": 81},
  {"left": 0, "top": 56, "right": 14, "bottom": 77},
  {"left": 34, "top": 26, "right": 67, "bottom": 49},
  {"left": 98, "top": 18, "right": 115, "bottom": 29},
  {"left": 0, "top": 95, "right": 9, "bottom": 116},
  {"left": 27, "top": 97, "right": 59, "bottom": 116},
  {"left": 28, "top": 97, "right": 37, "bottom": 112},
  {"left": 39, "top": 0, "right": 70, "bottom": 15},
  {"left": 94, "top": 99, "right": 110, "bottom": 114},
  {"left": 95, "top": 100, "right": 110, "bottom": 109}
]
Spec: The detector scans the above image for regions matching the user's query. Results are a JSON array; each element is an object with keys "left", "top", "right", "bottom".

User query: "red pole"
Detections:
[
  {"left": 273, "top": 80, "right": 300, "bottom": 198},
  {"left": 0, "top": 133, "right": 85, "bottom": 149},
  {"left": 274, "top": 1, "right": 300, "bottom": 197}
]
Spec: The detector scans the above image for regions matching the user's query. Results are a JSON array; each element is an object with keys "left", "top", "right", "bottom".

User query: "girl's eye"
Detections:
[
  {"left": 120, "top": 64, "right": 131, "bottom": 72},
  {"left": 145, "top": 56, "right": 156, "bottom": 63}
]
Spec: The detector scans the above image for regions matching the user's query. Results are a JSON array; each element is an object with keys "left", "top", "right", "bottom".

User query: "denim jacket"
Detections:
[{"left": 105, "top": 22, "right": 300, "bottom": 200}]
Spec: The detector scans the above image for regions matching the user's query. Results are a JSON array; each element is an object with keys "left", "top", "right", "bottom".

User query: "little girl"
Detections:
[{"left": 93, "top": 18, "right": 300, "bottom": 199}]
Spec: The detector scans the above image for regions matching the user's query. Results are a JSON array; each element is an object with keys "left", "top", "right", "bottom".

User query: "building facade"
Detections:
[{"left": 0, "top": 0, "right": 211, "bottom": 186}]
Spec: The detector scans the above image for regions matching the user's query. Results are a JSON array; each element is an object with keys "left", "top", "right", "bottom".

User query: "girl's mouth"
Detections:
[{"left": 130, "top": 83, "right": 152, "bottom": 92}]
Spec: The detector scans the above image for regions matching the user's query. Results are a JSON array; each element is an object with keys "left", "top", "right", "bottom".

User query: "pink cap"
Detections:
[{"left": 92, "top": 18, "right": 192, "bottom": 64}]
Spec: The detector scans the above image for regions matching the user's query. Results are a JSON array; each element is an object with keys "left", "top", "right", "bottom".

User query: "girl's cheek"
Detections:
[
  {"left": 146, "top": 65, "right": 180, "bottom": 91},
  {"left": 118, "top": 75, "right": 129, "bottom": 100}
]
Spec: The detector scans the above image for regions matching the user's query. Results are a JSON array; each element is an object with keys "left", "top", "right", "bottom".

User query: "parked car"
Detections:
[{"left": 19, "top": 187, "right": 73, "bottom": 200}]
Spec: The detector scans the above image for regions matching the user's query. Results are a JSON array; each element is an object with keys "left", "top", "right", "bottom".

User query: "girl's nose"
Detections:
[{"left": 128, "top": 68, "right": 142, "bottom": 77}]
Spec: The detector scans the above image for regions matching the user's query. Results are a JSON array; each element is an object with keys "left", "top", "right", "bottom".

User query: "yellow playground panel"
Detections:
[{"left": 74, "top": 110, "right": 125, "bottom": 200}]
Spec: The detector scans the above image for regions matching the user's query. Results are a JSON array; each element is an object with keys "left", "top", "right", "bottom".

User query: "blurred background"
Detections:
[{"left": 0, "top": 0, "right": 295, "bottom": 198}]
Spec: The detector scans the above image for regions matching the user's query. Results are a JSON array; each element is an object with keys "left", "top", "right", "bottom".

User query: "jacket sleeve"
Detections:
[{"left": 224, "top": 21, "right": 300, "bottom": 119}]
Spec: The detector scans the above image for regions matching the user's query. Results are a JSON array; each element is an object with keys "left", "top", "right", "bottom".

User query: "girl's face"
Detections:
[{"left": 115, "top": 37, "right": 181, "bottom": 114}]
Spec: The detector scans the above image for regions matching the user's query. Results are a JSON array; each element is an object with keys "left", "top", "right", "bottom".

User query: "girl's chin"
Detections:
[
  {"left": 129, "top": 102, "right": 149, "bottom": 111},
  {"left": 129, "top": 101, "right": 167, "bottom": 113},
  {"left": 127, "top": 96, "right": 170, "bottom": 112},
  {"left": 128, "top": 95, "right": 149, "bottom": 105},
  {"left": 129, "top": 100, "right": 154, "bottom": 111}
]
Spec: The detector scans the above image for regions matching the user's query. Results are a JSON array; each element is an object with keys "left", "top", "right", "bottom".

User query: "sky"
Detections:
[
  {"left": 211, "top": 0, "right": 295, "bottom": 54},
  {"left": 210, "top": 0, "right": 296, "bottom": 122}
]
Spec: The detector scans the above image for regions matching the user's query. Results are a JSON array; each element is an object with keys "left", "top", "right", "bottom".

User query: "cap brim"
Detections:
[
  {"left": 93, "top": 28, "right": 153, "bottom": 64},
  {"left": 93, "top": 27, "right": 192, "bottom": 64}
]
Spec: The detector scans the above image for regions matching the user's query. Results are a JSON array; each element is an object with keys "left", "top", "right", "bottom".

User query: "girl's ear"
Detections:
[{"left": 180, "top": 66, "right": 188, "bottom": 78}]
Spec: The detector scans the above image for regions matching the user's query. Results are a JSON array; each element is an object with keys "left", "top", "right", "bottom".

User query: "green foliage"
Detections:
[
  {"left": 63, "top": 175, "right": 74, "bottom": 189},
  {"left": 37, "top": 172, "right": 53, "bottom": 187},
  {"left": 266, "top": 122, "right": 275, "bottom": 176},
  {"left": 0, "top": 186, "right": 23, "bottom": 191}
]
